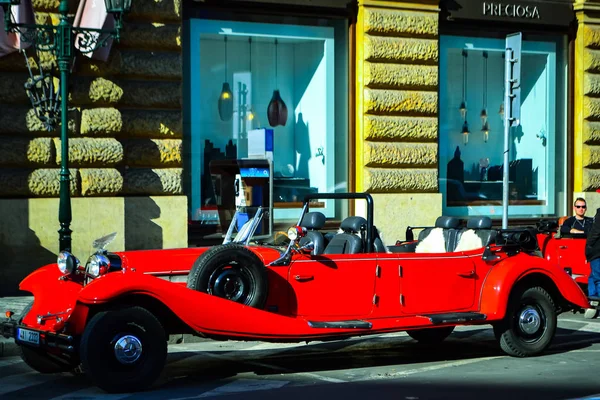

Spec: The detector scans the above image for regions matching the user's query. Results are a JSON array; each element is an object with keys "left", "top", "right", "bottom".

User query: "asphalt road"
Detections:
[{"left": 2, "top": 312, "right": 600, "bottom": 400}]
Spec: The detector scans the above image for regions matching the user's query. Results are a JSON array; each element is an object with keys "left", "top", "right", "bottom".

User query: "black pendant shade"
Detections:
[
  {"left": 267, "top": 89, "right": 287, "bottom": 127},
  {"left": 218, "top": 82, "right": 233, "bottom": 121}
]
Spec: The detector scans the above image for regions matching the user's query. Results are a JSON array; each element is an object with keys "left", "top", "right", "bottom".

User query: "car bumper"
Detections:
[{"left": 1, "top": 318, "right": 75, "bottom": 352}]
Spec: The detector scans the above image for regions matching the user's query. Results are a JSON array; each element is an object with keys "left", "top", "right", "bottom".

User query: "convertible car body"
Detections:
[{"left": 0, "top": 193, "right": 592, "bottom": 393}]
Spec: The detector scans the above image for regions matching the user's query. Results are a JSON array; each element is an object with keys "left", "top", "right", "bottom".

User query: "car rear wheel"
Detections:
[
  {"left": 187, "top": 244, "right": 269, "bottom": 308},
  {"left": 494, "top": 286, "right": 557, "bottom": 357},
  {"left": 407, "top": 326, "right": 455, "bottom": 343},
  {"left": 80, "top": 306, "right": 167, "bottom": 393}
]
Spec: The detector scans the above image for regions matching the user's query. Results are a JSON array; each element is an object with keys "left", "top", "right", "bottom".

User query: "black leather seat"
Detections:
[
  {"left": 417, "top": 216, "right": 461, "bottom": 252},
  {"left": 466, "top": 216, "right": 495, "bottom": 247},
  {"left": 299, "top": 211, "right": 326, "bottom": 255},
  {"left": 323, "top": 216, "right": 367, "bottom": 254}
]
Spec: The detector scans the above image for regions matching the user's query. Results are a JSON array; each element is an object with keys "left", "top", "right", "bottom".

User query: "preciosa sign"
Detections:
[{"left": 482, "top": 2, "right": 540, "bottom": 19}]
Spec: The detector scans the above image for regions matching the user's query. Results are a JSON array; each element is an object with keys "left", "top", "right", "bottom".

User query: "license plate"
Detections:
[{"left": 17, "top": 328, "right": 40, "bottom": 346}]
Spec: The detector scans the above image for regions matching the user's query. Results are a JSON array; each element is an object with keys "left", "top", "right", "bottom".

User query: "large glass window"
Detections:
[
  {"left": 186, "top": 16, "right": 348, "bottom": 240},
  {"left": 439, "top": 34, "right": 567, "bottom": 218}
]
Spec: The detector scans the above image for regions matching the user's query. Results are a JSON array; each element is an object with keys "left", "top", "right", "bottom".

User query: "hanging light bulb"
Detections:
[
  {"left": 459, "top": 50, "right": 468, "bottom": 119},
  {"left": 482, "top": 121, "right": 490, "bottom": 143},
  {"left": 461, "top": 120, "right": 470, "bottom": 145},
  {"left": 480, "top": 51, "right": 488, "bottom": 125},
  {"left": 499, "top": 102, "right": 504, "bottom": 119},
  {"left": 218, "top": 36, "right": 233, "bottom": 121}
]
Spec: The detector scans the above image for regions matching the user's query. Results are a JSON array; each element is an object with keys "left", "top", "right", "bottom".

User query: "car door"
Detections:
[
  {"left": 554, "top": 236, "right": 588, "bottom": 285},
  {"left": 399, "top": 252, "right": 478, "bottom": 315},
  {"left": 288, "top": 254, "right": 377, "bottom": 318}
]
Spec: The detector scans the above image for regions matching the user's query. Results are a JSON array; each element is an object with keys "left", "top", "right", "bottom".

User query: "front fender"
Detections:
[{"left": 479, "top": 253, "right": 590, "bottom": 320}]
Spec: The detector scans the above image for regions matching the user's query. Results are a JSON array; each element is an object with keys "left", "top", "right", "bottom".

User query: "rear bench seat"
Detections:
[
  {"left": 454, "top": 216, "right": 496, "bottom": 252},
  {"left": 414, "top": 216, "right": 461, "bottom": 253}
]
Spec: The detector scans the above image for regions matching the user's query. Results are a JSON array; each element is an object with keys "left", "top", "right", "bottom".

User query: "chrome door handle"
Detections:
[
  {"left": 559, "top": 246, "right": 568, "bottom": 249},
  {"left": 294, "top": 275, "right": 314, "bottom": 282},
  {"left": 457, "top": 270, "right": 476, "bottom": 278}
]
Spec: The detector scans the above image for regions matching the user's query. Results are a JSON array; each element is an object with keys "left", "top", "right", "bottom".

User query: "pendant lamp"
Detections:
[
  {"left": 246, "top": 37, "right": 255, "bottom": 123},
  {"left": 267, "top": 39, "right": 288, "bottom": 127},
  {"left": 218, "top": 36, "right": 233, "bottom": 122},
  {"left": 480, "top": 51, "right": 490, "bottom": 142},
  {"left": 459, "top": 50, "right": 467, "bottom": 120},
  {"left": 461, "top": 120, "right": 470, "bottom": 145}
]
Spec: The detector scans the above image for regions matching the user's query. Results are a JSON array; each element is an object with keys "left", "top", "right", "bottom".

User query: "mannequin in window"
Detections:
[{"left": 560, "top": 198, "right": 593, "bottom": 236}]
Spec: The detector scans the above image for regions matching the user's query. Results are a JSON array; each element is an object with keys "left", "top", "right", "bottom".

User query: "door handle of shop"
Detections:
[
  {"left": 294, "top": 275, "right": 314, "bottom": 282},
  {"left": 559, "top": 246, "right": 568, "bottom": 249},
  {"left": 457, "top": 270, "right": 476, "bottom": 278}
]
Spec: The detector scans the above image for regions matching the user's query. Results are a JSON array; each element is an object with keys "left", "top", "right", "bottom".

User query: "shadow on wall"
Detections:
[
  {"left": 124, "top": 197, "right": 163, "bottom": 250},
  {"left": 294, "top": 112, "right": 311, "bottom": 179},
  {"left": 0, "top": 200, "right": 56, "bottom": 296}
]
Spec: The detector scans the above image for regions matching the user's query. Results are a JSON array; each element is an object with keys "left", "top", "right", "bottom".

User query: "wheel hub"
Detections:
[
  {"left": 213, "top": 269, "right": 246, "bottom": 301},
  {"left": 114, "top": 335, "right": 143, "bottom": 364},
  {"left": 518, "top": 306, "right": 541, "bottom": 335}
]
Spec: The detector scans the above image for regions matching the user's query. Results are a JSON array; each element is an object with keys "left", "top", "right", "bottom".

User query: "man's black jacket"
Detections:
[{"left": 585, "top": 208, "right": 600, "bottom": 262}]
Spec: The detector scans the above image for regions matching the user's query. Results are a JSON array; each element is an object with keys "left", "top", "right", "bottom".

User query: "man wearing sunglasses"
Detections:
[{"left": 561, "top": 198, "right": 593, "bottom": 235}]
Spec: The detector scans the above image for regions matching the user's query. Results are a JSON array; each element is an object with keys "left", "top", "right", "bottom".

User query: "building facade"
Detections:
[{"left": 0, "top": 0, "right": 597, "bottom": 294}]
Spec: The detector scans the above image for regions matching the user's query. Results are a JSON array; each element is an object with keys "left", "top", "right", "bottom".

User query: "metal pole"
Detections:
[
  {"left": 57, "top": 0, "right": 72, "bottom": 252},
  {"left": 502, "top": 48, "right": 511, "bottom": 229}
]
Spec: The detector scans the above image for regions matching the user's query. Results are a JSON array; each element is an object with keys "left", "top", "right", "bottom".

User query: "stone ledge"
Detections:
[
  {"left": 363, "top": 168, "right": 437, "bottom": 193},
  {"left": 364, "top": 8, "right": 438, "bottom": 38},
  {"left": 364, "top": 115, "right": 437, "bottom": 141},
  {"left": 364, "top": 36, "right": 438, "bottom": 64},
  {"left": 364, "top": 142, "right": 437, "bottom": 167},
  {"left": 364, "top": 88, "right": 437, "bottom": 116},
  {"left": 364, "top": 63, "right": 437, "bottom": 90}
]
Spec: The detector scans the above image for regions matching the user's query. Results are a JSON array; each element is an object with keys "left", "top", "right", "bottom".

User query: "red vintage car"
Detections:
[{"left": 0, "top": 193, "right": 592, "bottom": 393}]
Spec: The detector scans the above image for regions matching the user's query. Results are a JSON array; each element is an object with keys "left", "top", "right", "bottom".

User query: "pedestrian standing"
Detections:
[{"left": 585, "top": 194, "right": 600, "bottom": 299}]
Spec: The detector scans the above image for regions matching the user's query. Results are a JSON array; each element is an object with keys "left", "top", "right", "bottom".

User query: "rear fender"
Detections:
[{"left": 479, "top": 253, "right": 590, "bottom": 320}]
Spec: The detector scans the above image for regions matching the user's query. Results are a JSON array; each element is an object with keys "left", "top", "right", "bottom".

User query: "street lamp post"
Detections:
[{"left": 0, "top": 0, "right": 131, "bottom": 252}]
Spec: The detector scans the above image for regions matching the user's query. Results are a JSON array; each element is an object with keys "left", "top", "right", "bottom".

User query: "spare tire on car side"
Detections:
[{"left": 187, "top": 244, "right": 269, "bottom": 309}]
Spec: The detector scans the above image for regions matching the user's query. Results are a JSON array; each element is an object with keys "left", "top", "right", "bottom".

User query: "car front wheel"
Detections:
[
  {"left": 79, "top": 306, "right": 167, "bottom": 393},
  {"left": 494, "top": 286, "right": 557, "bottom": 357}
]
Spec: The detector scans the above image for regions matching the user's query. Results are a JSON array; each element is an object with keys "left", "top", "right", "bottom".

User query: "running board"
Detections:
[
  {"left": 424, "top": 312, "right": 486, "bottom": 324},
  {"left": 307, "top": 320, "right": 372, "bottom": 329}
]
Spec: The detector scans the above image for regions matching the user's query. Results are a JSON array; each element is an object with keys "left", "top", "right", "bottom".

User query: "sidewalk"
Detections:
[{"left": 0, "top": 295, "right": 206, "bottom": 358}]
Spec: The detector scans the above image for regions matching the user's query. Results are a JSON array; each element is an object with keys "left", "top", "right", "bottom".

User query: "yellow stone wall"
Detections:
[
  {"left": 355, "top": 0, "right": 440, "bottom": 236},
  {"left": 0, "top": 0, "right": 188, "bottom": 292},
  {"left": 575, "top": 0, "right": 600, "bottom": 193}
]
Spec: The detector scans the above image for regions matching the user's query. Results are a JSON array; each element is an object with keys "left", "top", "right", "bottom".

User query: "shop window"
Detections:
[
  {"left": 439, "top": 34, "right": 567, "bottom": 218},
  {"left": 186, "top": 17, "right": 349, "bottom": 236}
]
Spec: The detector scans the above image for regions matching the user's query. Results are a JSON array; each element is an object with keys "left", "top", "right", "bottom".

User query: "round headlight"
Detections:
[
  {"left": 87, "top": 254, "right": 110, "bottom": 277},
  {"left": 57, "top": 251, "right": 75, "bottom": 275},
  {"left": 287, "top": 226, "right": 299, "bottom": 241}
]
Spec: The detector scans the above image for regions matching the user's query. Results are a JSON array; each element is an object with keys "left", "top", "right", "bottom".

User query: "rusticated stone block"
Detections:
[
  {"left": 124, "top": 139, "right": 183, "bottom": 167},
  {"left": 0, "top": 168, "right": 79, "bottom": 197},
  {"left": 364, "top": 89, "right": 437, "bottom": 116},
  {"left": 364, "top": 36, "right": 438, "bottom": 64},
  {"left": 80, "top": 168, "right": 123, "bottom": 196},
  {"left": 584, "top": 97, "right": 600, "bottom": 121},
  {"left": 121, "top": 23, "right": 181, "bottom": 51},
  {"left": 0, "top": 137, "right": 54, "bottom": 166},
  {"left": 129, "top": 0, "right": 181, "bottom": 23},
  {"left": 585, "top": 72, "right": 600, "bottom": 97},
  {"left": 364, "top": 115, "right": 437, "bottom": 142},
  {"left": 31, "top": 0, "right": 60, "bottom": 11},
  {"left": 80, "top": 108, "right": 123, "bottom": 136},
  {"left": 78, "top": 50, "right": 182, "bottom": 80},
  {"left": 584, "top": 49, "right": 600, "bottom": 73},
  {"left": 54, "top": 138, "right": 124, "bottom": 167},
  {"left": 583, "top": 145, "right": 600, "bottom": 168},
  {"left": 71, "top": 78, "right": 180, "bottom": 108},
  {"left": 584, "top": 25, "right": 600, "bottom": 50},
  {"left": 583, "top": 120, "right": 600, "bottom": 144},
  {"left": 364, "top": 8, "right": 437, "bottom": 37},
  {"left": 88, "top": 78, "right": 124, "bottom": 104},
  {"left": 364, "top": 142, "right": 437, "bottom": 167},
  {"left": 364, "top": 63, "right": 437, "bottom": 90},
  {"left": 121, "top": 110, "right": 182, "bottom": 138},
  {"left": 583, "top": 168, "right": 600, "bottom": 192},
  {"left": 123, "top": 168, "right": 183, "bottom": 195},
  {"left": 363, "top": 168, "right": 437, "bottom": 193},
  {"left": 0, "top": 107, "right": 76, "bottom": 135},
  {"left": 0, "top": 73, "right": 29, "bottom": 104}
]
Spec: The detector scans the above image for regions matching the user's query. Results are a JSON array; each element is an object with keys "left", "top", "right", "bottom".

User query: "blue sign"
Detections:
[{"left": 240, "top": 167, "right": 270, "bottom": 178}]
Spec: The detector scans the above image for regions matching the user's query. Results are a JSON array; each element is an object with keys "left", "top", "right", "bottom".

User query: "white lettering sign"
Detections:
[{"left": 482, "top": 2, "right": 540, "bottom": 19}]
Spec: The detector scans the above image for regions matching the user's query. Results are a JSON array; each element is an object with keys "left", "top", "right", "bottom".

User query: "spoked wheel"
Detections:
[
  {"left": 494, "top": 286, "right": 557, "bottom": 357},
  {"left": 407, "top": 326, "right": 455, "bottom": 344},
  {"left": 79, "top": 306, "right": 167, "bottom": 393},
  {"left": 187, "top": 244, "right": 268, "bottom": 308}
]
